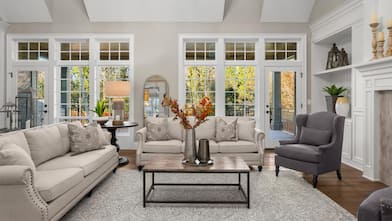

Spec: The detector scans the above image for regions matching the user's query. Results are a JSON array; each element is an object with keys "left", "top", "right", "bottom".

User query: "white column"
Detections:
[{"left": 0, "top": 20, "right": 9, "bottom": 129}]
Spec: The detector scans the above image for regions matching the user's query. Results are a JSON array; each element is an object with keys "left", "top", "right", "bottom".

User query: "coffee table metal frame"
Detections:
[{"left": 142, "top": 169, "right": 250, "bottom": 208}]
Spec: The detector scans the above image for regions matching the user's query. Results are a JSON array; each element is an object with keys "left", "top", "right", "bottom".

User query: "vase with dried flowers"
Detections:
[{"left": 169, "top": 96, "right": 213, "bottom": 164}]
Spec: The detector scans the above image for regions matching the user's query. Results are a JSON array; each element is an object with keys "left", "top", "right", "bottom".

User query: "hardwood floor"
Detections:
[{"left": 119, "top": 149, "right": 386, "bottom": 216}]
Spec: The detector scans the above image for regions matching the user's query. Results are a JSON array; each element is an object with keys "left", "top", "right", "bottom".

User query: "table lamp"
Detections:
[{"left": 104, "top": 81, "right": 130, "bottom": 125}]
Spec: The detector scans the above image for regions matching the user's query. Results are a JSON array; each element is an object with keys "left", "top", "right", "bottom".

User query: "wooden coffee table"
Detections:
[{"left": 142, "top": 156, "right": 250, "bottom": 208}]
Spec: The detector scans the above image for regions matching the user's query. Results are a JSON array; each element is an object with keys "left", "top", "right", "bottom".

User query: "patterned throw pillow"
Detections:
[
  {"left": 90, "top": 122, "right": 111, "bottom": 146},
  {"left": 216, "top": 118, "right": 238, "bottom": 142},
  {"left": 146, "top": 118, "right": 169, "bottom": 141},
  {"left": 68, "top": 124, "right": 102, "bottom": 155},
  {"left": 0, "top": 143, "right": 36, "bottom": 174}
]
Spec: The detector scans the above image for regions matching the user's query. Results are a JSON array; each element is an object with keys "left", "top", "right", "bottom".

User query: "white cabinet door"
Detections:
[{"left": 342, "top": 119, "right": 352, "bottom": 161}]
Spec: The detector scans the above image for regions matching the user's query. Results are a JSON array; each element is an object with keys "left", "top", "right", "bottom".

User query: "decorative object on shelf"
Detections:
[
  {"left": 323, "top": 84, "right": 348, "bottom": 113},
  {"left": 104, "top": 81, "right": 130, "bottom": 126},
  {"left": 91, "top": 99, "right": 108, "bottom": 125},
  {"left": 335, "top": 96, "right": 350, "bottom": 117},
  {"left": 170, "top": 96, "right": 213, "bottom": 164},
  {"left": 198, "top": 139, "right": 213, "bottom": 165},
  {"left": 369, "top": 14, "right": 380, "bottom": 60},
  {"left": 377, "top": 31, "right": 385, "bottom": 59},
  {"left": 326, "top": 44, "right": 349, "bottom": 69},
  {"left": 387, "top": 20, "right": 392, "bottom": 56}
]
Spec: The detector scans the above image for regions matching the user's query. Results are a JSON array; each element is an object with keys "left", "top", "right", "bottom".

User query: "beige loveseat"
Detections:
[
  {"left": 0, "top": 123, "right": 118, "bottom": 221},
  {"left": 136, "top": 117, "right": 265, "bottom": 171}
]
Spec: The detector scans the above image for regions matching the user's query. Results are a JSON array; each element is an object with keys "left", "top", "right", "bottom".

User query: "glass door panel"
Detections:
[
  {"left": 17, "top": 70, "right": 48, "bottom": 128},
  {"left": 265, "top": 69, "right": 299, "bottom": 148}
]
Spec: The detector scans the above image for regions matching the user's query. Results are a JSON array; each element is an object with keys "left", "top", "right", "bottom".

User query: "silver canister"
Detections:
[{"left": 197, "top": 139, "right": 210, "bottom": 163}]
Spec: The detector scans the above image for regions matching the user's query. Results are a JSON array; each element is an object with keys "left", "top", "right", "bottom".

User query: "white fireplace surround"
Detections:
[{"left": 356, "top": 57, "right": 392, "bottom": 181}]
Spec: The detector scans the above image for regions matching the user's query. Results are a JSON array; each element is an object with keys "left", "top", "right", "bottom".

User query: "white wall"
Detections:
[
  {"left": 5, "top": 0, "right": 309, "bottom": 135},
  {"left": 0, "top": 20, "right": 8, "bottom": 129}
]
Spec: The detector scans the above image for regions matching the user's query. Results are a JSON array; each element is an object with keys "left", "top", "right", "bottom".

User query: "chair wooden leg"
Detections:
[
  {"left": 258, "top": 165, "right": 263, "bottom": 172},
  {"left": 137, "top": 165, "right": 143, "bottom": 171},
  {"left": 312, "top": 175, "right": 318, "bottom": 188},
  {"left": 275, "top": 165, "right": 280, "bottom": 177},
  {"left": 336, "top": 169, "right": 342, "bottom": 180}
]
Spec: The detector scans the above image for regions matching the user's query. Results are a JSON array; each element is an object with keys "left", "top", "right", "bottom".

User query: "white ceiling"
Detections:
[
  {"left": 83, "top": 0, "right": 226, "bottom": 22},
  {"left": 260, "top": 0, "right": 316, "bottom": 23},
  {"left": 0, "top": 0, "right": 52, "bottom": 23}
]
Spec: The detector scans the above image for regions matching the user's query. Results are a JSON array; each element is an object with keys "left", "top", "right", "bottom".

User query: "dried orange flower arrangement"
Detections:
[{"left": 170, "top": 96, "right": 213, "bottom": 129}]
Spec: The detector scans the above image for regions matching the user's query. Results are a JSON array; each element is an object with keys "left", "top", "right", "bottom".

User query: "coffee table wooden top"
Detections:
[{"left": 143, "top": 156, "right": 250, "bottom": 172}]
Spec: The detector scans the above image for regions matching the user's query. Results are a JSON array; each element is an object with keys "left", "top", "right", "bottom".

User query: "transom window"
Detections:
[
  {"left": 185, "top": 41, "right": 216, "bottom": 61},
  {"left": 17, "top": 41, "right": 49, "bottom": 61},
  {"left": 60, "top": 41, "right": 89, "bottom": 61},
  {"left": 99, "top": 41, "right": 129, "bottom": 60},
  {"left": 225, "top": 42, "right": 255, "bottom": 61},
  {"left": 265, "top": 41, "right": 297, "bottom": 60}
]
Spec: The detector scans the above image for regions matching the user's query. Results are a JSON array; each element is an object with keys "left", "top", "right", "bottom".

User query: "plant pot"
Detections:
[
  {"left": 325, "top": 95, "right": 338, "bottom": 113},
  {"left": 182, "top": 128, "right": 197, "bottom": 164},
  {"left": 335, "top": 96, "right": 350, "bottom": 117}
]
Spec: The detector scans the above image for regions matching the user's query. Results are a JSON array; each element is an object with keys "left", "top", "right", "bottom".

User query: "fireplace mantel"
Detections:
[{"left": 355, "top": 57, "right": 392, "bottom": 181}]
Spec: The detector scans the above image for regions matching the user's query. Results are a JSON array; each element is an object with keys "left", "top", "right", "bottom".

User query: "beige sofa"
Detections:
[
  {"left": 0, "top": 123, "right": 118, "bottom": 221},
  {"left": 136, "top": 117, "right": 265, "bottom": 171}
]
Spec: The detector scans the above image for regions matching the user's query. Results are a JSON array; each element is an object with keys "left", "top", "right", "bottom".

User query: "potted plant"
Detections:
[
  {"left": 322, "top": 84, "right": 348, "bottom": 113},
  {"left": 91, "top": 99, "right": 109, "bottom": 125}
]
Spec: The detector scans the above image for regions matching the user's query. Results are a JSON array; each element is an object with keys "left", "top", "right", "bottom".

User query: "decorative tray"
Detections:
[{"left": 182, "top": 159, "right": 214, "bottom": 166}]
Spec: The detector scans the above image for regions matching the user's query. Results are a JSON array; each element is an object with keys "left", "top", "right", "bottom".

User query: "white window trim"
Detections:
[{"left": 6, "top": 33, "right": 135, "bottom": 124}]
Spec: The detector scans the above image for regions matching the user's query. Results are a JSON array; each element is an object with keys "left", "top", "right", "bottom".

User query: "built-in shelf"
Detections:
[{"left": 314, "top": 65, "right": 352, "bottom": 76}]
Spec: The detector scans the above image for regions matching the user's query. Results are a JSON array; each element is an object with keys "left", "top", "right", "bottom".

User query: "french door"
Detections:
[
  {"left": 9, "top": 67, "right": 50, "bottom": 128},
  {"left": 264, "top": 66, "right": 304, "bottom": 148}
]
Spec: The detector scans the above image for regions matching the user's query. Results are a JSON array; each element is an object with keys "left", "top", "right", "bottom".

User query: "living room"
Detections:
[{"left": 0, "top": 0, "right": 391, "bottom": 220}]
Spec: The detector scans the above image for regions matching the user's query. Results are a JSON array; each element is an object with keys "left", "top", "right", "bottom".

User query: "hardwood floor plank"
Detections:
[{"left": 119, "top": 149, "right": 387, "bottom": 216}]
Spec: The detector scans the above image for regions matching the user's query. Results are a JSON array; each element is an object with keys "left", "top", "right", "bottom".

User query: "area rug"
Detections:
[{"left": 62, "top": 170, "right": 355, "bottom": 221}]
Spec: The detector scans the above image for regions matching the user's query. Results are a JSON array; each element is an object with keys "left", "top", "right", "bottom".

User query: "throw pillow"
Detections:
[
  {"left": 0, "top": 143, "right": 36, "bottom": 174},
  {"left": 68, "top": 124, "right": 101, "bottom": 155},
  {"left": 299, "top": 126, "right": 332, "bottom": 146},
  {"left": 145, "top": 118, "right": 169, "bottom": 141},
  {"left": 216, "top": 118, "right": 238, "bottom": 142},
  {"left": 167, "top": 118, "right": 183, "bottom": 141},
  {"left": 237, "top": 119, "right": 256, "bottom": 142},
  {"left": 195, "top": 117, "right": 216, "bottom": 140},
  {"left": 90, "top": 122, "right": 111, "bottom": 146}
]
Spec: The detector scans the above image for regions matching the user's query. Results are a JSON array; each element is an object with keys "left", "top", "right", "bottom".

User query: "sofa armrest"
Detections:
[
  {"left": 255, "top": 128, "right": 265, "bottom": 165},
  {"left": 136, "top": 127, "right": 147, "bottom": 166},
  {"left": 381, "top": 198, "right": 392, "bottom": 221},
  {"left": 0, "top": 166, "right": 48, "bottom": 221}
]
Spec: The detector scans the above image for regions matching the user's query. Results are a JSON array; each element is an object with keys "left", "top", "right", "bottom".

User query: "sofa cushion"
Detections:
[
  {"left": 143, "top": 140, "right": 182, "bottom": 153},
  {"left": 299, "top": 126, "right": 331, "bottom": 146},
  {"left": 68, "top": 124, "right": 102, "bottom": 155},
  {"left": 146, "top": 118, "right": 169, "bottom": 141},
  {"left": 167, "top": 118, "right": 183, "bottom": 141},
  {"left": 56, "top": 124, "right": 71, "bottom": 154},
  {"left": 24, "top": 125, "right": 64, "bottom": 166},
  {"left": 0, "top": 143, "right": 36, "bottom": 174},
  {"left": 37, "top": 145, "right": 117, "bottom": 176},
  {"left": 196, "top": 140, "right": 219, "bottom": 153},
  {"left": 218, "top": 140, "right": 257, "bottom": 153},
  {"left": 237, "top": 120, "right": 256, "bottom": 142},
  {"left": 216, "top": 118, "right": 238, "bottom": 142},
  {"left": 195, "top": 117, "right": 215, "bottom": 140},
  {"left": 0, "top": 131, "right": 30, "bottom": 155},
  {"left": 275, "top": 144, "right": 321, "bottom": 163},
  {"left": 35, "top": 168, "right": 83, "bottom": 202}
]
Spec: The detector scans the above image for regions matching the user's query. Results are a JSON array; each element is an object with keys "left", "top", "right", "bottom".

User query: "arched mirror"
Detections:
[{"left": 143, "top": 75, "right": 169, "bottom": 119}]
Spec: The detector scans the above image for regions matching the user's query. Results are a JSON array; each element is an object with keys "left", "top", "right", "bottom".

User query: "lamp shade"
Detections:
[{"left": 104, "top": 81, "right": 130, "bottom": 97}]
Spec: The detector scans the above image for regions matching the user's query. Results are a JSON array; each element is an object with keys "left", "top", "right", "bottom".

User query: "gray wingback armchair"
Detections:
[
  {"left": 275, "top": 112, "right": 345, "bottom": 188},
  {"left": 358, "top": 187, "right": 392, "bottom": 221}
]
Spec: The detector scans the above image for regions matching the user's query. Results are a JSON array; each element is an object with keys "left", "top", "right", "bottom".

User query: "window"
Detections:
[
  {"left": 99, "top": 41, "right": 129, "bottom": 60},
  {"left": 58, "top": 66, "right": 90, "bottom": 121},
  {"left": 185, "top": 66, "right": 216, "bottom": 115},
  {"left": 98, "top": 66, "right": 130, "bottom": 119},
  {"left": 18, "top": 41, "right": 48, "bottom": 61},
  {"left": 60, "top": 41, "right": 89, "bottom": 61},
  {"left": 265, "top": 41, "right": 297, "bottom": 60},
  {"left": 185, "top": 41, "right": 216, "bottom": 61},
  {"left": 225, "top": 42, "right": 255, "bottom": 61},
  {"left": 225, "top": 66, "right": 255, "bottom": 116}
]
